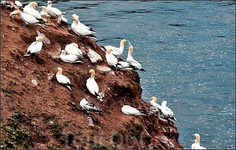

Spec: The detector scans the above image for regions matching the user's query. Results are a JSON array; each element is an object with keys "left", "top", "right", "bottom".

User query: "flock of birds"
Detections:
[{"left": 3, "top": 1, "right": 206, "bottom": 149}]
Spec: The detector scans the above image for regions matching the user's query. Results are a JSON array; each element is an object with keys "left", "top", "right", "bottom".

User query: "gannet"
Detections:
[
  {"left": 126, "top": 44, "right": 146, "bottom": 72},
  {"left": 86, "top": 69, "right": 103, "bottom": 102},
  {"left": 103, "top": 39, "right": 127, "bottom": 57},
  {"left": 150, "top": 96, "right": 162, "bottom": 112},
  {"left": 59, "top": 50, "right": 82, "bottom": 63},
  {"left": 40, "top": 6, "right": 49, "bottom": 17},
  {"left": 9, "top": 10, "right": 42, "bottom": 25},
  {"left": 121, "top": 105, "right": 146, "bottom": 116},
  {"left": 24, "top": 36, "right": 43, "bottom": 56},
  {"left": 105, "top": 47, "right": 118, "bottom": 67},
  {"left": 71, "top": 14, "right": 96, "bottom": 38},
  {"left": 116, "top": 61, "right": 133, "bottom": 70},
  {"left": 65, "top": 43, "right": 83, "bottom": 58},
  {"left": 72, "top": 14, "right": 95, "bottom": 32},
  {"left": 191, "top": 133, "right": 206, "bottom": 149},
  {"left": 23, "top": 1, "right": 43, "bottom": 21},
  {"left": 160, "top": 100, "right": 176, "bottom": 121},
  {"left": 80, "top": 98, "right": 104, "bottom": 115},
  {"left": 54, "top": 67, "right": 74, "bottom": 91},
  {"left": 15, "top": 1, "right": 23, "bottom": 7},
  {"left": 46, "top": 1, "right": 63, "bottom": 18}
]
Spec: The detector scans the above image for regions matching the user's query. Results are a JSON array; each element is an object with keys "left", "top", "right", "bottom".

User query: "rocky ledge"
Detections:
[{"left": 1, "top": 1, "right": 183, "bottom": 149}]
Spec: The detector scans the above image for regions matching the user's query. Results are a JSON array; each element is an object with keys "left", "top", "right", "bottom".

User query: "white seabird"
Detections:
[
  {"left": 54, "top": 67, "right": 74, "bottom": 91},
  {"left": 59, "top": 50, "right": 82, "bottom": 63},
  {"left": 86, "top": 69, "right": 103, "bottom": 102},
  {"left": 160, "top": 100, "right": 176, "bottom": 121},
  {"left": 23, "top": 1, "right": 43, "bottom": 21},
  {"left": 24, "top": 36, "right": 43, "bottom": 56},
  {"left": 121, "top": 105, "right": 146, "bottom": 116},
  {"left": 191, "top": 133, "right": 206, "bottom": 149},
  {"left": 64, "top": 43, "right": 83, "bottom": 58},
  {"left": 150, "top": 96, "right": 162, "bottom": 112},
  {"left": 71, "top": 14, "right": 96, "bottom": 38},
  {"left": 72, "top": 14, "right": 95, "bottom": 32},
  {"left": 40, "top": 6, "right": 50, "bottom": 17},
  {"left": 15, "top": 1, "right": 23, "bottom": 7},
  {"left": 126, "top": 44, "right": 146, "bottom": 72},
  {"left": 102, "top": 39, "right": 127, "bottom": 58},
  {"left": 9, "top": 10, "right": 42, "bottom": 25},
  {"left": 46, "top": 1, "right": 64, "bottom": 18},
  {"left": 116, "top": 61, "right": 133, "bottom": 70},
  {"left": 80, "top": 98, "right": 104, "bottom": 115},
  {"left": 105, "top": 47, "right": 118, "bottom": 67}
]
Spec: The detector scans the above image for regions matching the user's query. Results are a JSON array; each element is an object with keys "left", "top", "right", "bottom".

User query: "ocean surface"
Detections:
[{"left": 21, "top": 0, "right": 235, "bottom": 149}]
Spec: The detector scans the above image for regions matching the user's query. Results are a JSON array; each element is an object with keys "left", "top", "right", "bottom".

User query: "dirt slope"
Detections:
[{"left": 1, "top": 2, "right": 183, "bottom": 149}]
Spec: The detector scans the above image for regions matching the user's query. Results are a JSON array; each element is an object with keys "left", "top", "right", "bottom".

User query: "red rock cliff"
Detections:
[{"left": 1, "top": 2, "right": 183, "bottom": 149}]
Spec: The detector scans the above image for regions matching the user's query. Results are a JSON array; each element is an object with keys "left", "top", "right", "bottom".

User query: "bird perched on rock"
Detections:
[
  {"left": 71, "top": 14, "right": 96, "bottom": 38},
  {"left": 72, "top": 14, "right": 95, "bottom": 32},
  {"left": 24, "top": 36, "right": 43, "bottom": 56},
  {"left": 46, "top": 1, "right": 63, "bottom": 18},
  {"left": 105, "top": 47, "right": 118, "bottom": 67},
  {"left": 54, "top": 67, "right": 74, "bottom": 91},
  {"left": 64, "top": 43, "right": 83, "bottom": 58},
  {"left": 160, "top": 100, "right": 176, "bottom": 121},
  {"left": 80, "top": 97, "right": 104, "bottom": 115},
  {"left": 9, "top": 9, "right": 43, "bottom": 25},
  {"left": 150, "top": 96, "right": 162, "bottom": 112},
  {"left": 126, "top": 43, "right": 146, "bottom": 72},
  {"left": 121, "top": 105, "right": 146, "bottom": 116},
  {"left": 59, "top": 50, "right": 82, "bottom": 64},
  {"left": 86, "top": 69, "right": 103, "bottom": 102},
  {"left": 191, "top": 133, "right": 206, "bottom": 149},
  {"left": 23, "top": 1, "right": 44, "bottom": 22},
  {"left": 40, "top": 6, "right": 50, "bottom": 17},
  {"left": 116, "top": 61, "right": 133, "bottom": 70},
  {"left": 102, "top": 39, "right": 127, "bottom": 58}
]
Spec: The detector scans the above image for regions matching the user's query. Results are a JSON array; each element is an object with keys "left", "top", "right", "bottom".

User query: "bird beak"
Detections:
[
  {"left": 190, "top": 140, "right": 195, "bottom": 142},
  {"left": 53, "top": 68, "right": 58, "bottom": 70}
]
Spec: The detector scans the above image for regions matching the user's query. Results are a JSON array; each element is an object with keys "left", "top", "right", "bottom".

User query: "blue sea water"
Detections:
[{"left": 21, "top": 1, "right": 235, "bottom": 149}]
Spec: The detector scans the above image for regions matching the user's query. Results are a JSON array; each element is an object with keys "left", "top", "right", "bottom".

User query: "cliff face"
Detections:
[{"left": 1, "top": 2, "right": 183, "bottom": 149}]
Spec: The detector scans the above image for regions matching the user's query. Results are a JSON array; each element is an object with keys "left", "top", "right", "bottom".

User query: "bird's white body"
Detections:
[
  {"left": 24, "top": 36, "right": 43, "bottom": 56},
  {"left": 80, "top": 98, "right": 103, "bottom": 114},
  {"left": 191, "top": 134, "right": 206, "bottom": 149},
  {"left": 46, "top": 1, "right": 63, "bottom": 18},
  {"left": 105, "top": 48, "right": 118, "bottom": 67},
  {"left": 65, "top": 43, "right": 83, "bottom": 58},
  {"left": 60, "top": 50, "right": 82, "bottom": 63},
  {"left": 10, "top": 10, "right": 40, "bottom": 25},
  {"left": 126, "top": 44, "right": 145, "bottom": 71},
  {"left": 150, "top": 97, "right": 162, "bottom": 111},
  {"left": 71, "top": 22, "right": 95, "bottom": 36},
  {"left": 55, "top": 67, "right": 73, "bottom": 91},
  {"left": 40, "top": 6, "right": 50, "bottom": 17},
  {"left": 71, "top": 14, "right": 95, "bottom": 37},
  {"left": 23, "top": 2, "right": 42, "bottom": 19},
  {"left": 160, "top": 101, "right": 176, "bottom": 120},
  {"left": 191, "top": 143, "right": 206, "bottom": 149},
  {"left": 15, "top": 1, "right": 23, "bottom": 7},
  {"left": 86, "top": 69, "right": 102, "bottom": 101},
  {"left": 116, "top": 61, "right": 132, "bottom": 70},
  {"left": 104, "top": 39, "right": 127, "bottom": 57},
  {"left": 121, "top": 105, "right": 146, "bottom": 116}
]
